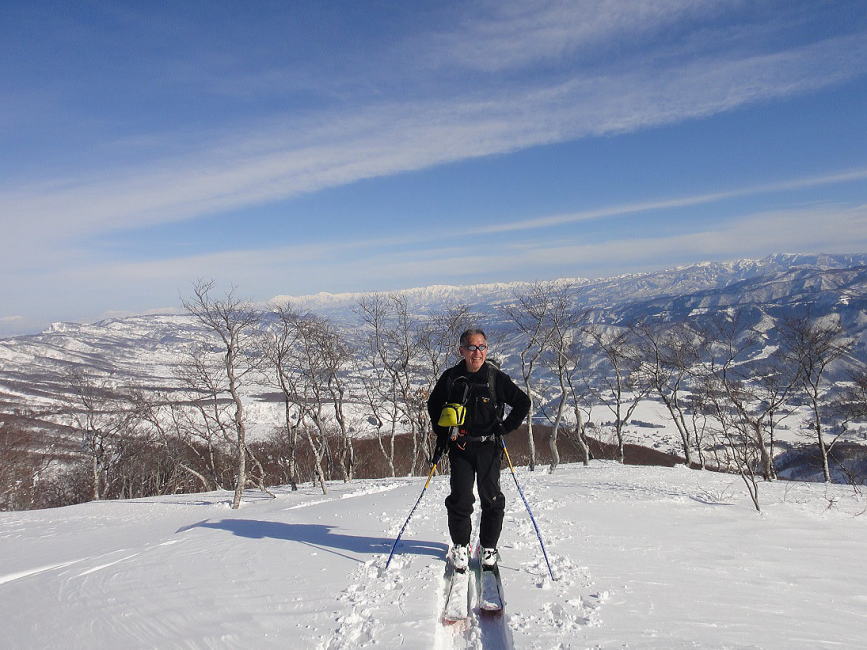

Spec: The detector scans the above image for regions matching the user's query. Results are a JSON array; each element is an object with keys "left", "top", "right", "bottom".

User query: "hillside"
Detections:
[
  {"left": 1, "top": 253, "right": 865, "bottom": 416},
  {"left": 1, "top": 252, "right": 866, "bottom": 501},
  {"left": 1, "top": 461, "right": 865, "bottom": 649}
]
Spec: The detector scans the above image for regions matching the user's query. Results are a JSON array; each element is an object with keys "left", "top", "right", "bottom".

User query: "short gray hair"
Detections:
[{"left": 459, "top": 328, "right": 487, "bottom": 347}]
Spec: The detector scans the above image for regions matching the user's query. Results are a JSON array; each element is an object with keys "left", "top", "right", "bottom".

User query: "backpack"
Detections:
[{"left": 443, "top": 360, "right": 503, "bottom": 431}]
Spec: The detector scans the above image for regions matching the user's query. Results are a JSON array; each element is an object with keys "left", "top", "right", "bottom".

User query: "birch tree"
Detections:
[
  {"left": 0, "top": 418, "right": 57, "bottom": 511},
  {"left": 290, "top": 311, "right": 355, "bottom": 483},
  {"left": 314, "top": 316, "right": 356, "bottom": 481},
  {"left": 702, "top": 367, "right": 763, "bottom": 512},
  {"left": 586, "top": 324, "right": 648, "bottom": 463},
  {"left": 563, "top": 335, "right": 594, "bottom": 466},
  {"left": 183, "top": 281, "right": 267, "bottom": 509},
  {"left": 780, "top": 316, "right": 853, "bottom": 482},
  {"left": 633, "top": 322, "right": 707, "bottom": 467},
  {"left": 356, "top": 295, "right": 422, "bottom": 475},
  {"left": 541, "top": 286, "right": 586, "bottom": 472},
  {"left": 503, "top": 282, "right": 556, "bottom": 471},
  {"left": 132, "top": 391, "right": 216, "bottom": 492},
  {"left": 62, "top": 370, "right": 138, "bottom": 501},
  {"left": 262, "top": 306, "right": 327, "bottom": 493}
]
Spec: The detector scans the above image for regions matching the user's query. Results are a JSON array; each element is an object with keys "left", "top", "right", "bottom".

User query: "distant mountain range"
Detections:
[{"left": 1, "top": 253, "right": 865, "bottom": 415}]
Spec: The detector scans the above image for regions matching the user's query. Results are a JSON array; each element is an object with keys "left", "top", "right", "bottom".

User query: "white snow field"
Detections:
[{"left": 2, "top": 461, "right": 866, "bottom": 649}]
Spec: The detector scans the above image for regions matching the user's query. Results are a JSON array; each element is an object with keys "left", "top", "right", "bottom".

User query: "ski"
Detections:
[
  {"left": 442, "top": 564, "right": 471, "bottom": 624},
  {"left": 479, "top": 564, "right": 504, "bottom": 614}
]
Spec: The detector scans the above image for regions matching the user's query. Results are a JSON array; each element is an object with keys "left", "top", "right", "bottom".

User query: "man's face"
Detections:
[{"left": 459, "top": 333, "right": 488, "bottom": 373}]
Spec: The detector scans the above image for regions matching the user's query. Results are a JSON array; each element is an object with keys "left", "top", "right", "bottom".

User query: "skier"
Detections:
[{"left": 427, "top": 328, "right": 530, "bottom": 574}]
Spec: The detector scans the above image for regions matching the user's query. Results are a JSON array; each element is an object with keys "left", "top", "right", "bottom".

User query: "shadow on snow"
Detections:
[{"left": 178, "top": 519, "right": 447, "bottom": 564}]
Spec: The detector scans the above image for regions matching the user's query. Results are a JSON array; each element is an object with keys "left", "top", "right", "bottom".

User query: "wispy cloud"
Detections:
[
  {"left": 3, "top": 28, "right": 865, "bottom": 269},
  {"left": 426, "top": 0, "right": 734, "bottom": 72},
  {"left": 40, "top": 201, "right": 867, "bottom": 298},
  {"left": 473, "top": 167, "right": 867, "bottom": 234},
  {"left": 0, "top": 315, "right": 24, "bottom": 324},
  {"left": 348, "top": 203, "right": 867, "bottom": 284}
]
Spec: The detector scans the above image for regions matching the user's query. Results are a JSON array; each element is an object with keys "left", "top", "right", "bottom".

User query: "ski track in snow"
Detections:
[
  {"left": 284, "top": 481, "right": 404, "bottom": 511},
  {"left": 327, "top": 468, "right": 605, "bottom": 650},
  {"left": 0, "top": 536, "right": 190, "bottom": 587},
  {"left": 0, "top": 559, "right": 84, "bottom": 586},
  {"left": 3, "top": 464, "right": 867, "bottom": 648},
  {"left": 500, "top": 467, "right": 605, "bottom": 648}
]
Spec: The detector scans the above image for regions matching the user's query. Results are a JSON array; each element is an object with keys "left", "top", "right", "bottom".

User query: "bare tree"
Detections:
[
  {"left": 356, "top": 295, "right": 424, "bottom": 475},
  {"left": 780, "top": 316, "right": 853, "bottom": 482},
  {"left": 416, "top": 305, "right": 474, "bottom": 385},
  {"left": 131, "top": 391, "right": 216, "bottom": 492},
  {"left": 563, "top": 336, "right": 594, "bottom": 466},
  {"left": 702, "top": 367, "right": 763, "bottom": 512},
  {"left": 172, "top": 352, "right": 238, "bottom": 491},
  {"left": 541, "top": 286, "right": 587, "bottom": 472},
  {"left": 585, "top": 324, "right": 648, "bottom": 463},
  {"left": 289, "top": 311, "right": 356, "bottom": 483},
  {"left": 634, "top": 322, "right": 709, "bottom": 468},
  {"left": 262, "top": 306, "right": 328, "bottom": 494},
  {"left": 61, "top": 369, "right": 139, "bottom": 501},
  {"left": 503, "top": 282, "right": 557, "bottom": 471},
  {"left": 694, "top": 312, "right": 799, "bottom": 507},
  {"left": 386, "top": 296, "right": 426, "bottom": 474},
  {"left": 183, "top": 280, "right": 268, "bottom": 509},
  {"left": 839, "top": 370, "right": 867, "bottom": 422},
  {"left": 830, "top": 369, "right": 867, "bottom": 485},
  {"left": 749, "top": 354, "right": 801, "bottom": 480},
  {"left": 314, "top": 316, "right": 357, "bottom": 481},
  {"left": 0, "top": 417, "right": 57, "bottom": 511}
]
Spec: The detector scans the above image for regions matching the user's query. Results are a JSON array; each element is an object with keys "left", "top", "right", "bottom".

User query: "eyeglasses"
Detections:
[{"left": 461, "top": 344, "right": 488, "bottom": 352}]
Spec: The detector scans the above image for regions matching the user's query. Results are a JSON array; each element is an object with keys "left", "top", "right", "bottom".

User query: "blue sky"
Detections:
[{"left": 2, "top": 0, "right": 867, "bottom": 336}]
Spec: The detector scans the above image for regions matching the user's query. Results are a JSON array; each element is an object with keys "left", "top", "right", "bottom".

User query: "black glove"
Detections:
[
  {"left": 495, "top": 421, "right": 508, "bottom": 438},
  {"left": 430, "top": 439, "right": 447, "bottom": 465}
]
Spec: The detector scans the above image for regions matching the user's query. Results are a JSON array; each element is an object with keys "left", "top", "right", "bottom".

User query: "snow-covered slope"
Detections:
[{"left": 1, "top": 461, "right": 865, "bottom": 649}]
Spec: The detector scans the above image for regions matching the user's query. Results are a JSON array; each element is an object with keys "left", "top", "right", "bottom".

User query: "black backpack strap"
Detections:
[
  {"left": 485, "top": 362, "right": 503, "bottom": 421},
  {"left": 445, "top": 364, "right": 468, "bottom": 405},
  {"left": 445, "top": 361, "right": 498, "bottom": 415}
]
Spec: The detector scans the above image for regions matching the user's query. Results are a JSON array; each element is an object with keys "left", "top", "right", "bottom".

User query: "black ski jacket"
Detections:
[{"left": 427, "top": 361, "right": 530, "bottom": 442}]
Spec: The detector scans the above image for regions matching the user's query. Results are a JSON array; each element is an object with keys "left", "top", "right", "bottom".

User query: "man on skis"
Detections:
[{"left": 427, "top": 328, "right": 530, "bottom": 573}]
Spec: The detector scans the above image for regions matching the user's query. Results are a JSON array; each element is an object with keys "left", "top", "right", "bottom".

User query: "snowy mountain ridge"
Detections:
[
  {"left": 1, "top": 253, "right": 865, "bottom": 416},
  {"left": 271, "top": 253, "right": 865, "bottom": 316}
]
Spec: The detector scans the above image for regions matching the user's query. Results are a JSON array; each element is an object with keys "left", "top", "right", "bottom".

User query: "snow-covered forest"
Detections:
[{"left": 2, "top": 256, "right": 866, "bottom": 513}]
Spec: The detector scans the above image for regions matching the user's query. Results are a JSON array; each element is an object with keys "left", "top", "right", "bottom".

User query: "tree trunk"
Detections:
[
  {"left": 573, "top": 409, "right": 591, "bottom": 466},
  {"left": 304, "top": 428, "right": 328, "bottom": 494},
  {"left": 231, "top": 434, "right": 246, "bottom": 509},
  {"left": 178, "top": 462, "right": 213, "bottom": 492},
  {"left": 813, "top": 399, "right": 832, "bottom": 483},
  {"left": 92, "top": 451, "right": 101, "bottom": 501},
  {"left": 664, "top": 400, "right": 693, "bottom": 467},
  {"left": 524, "top": 377, "right": 536, "bottom": 471},
  {"left": 767, "top": 412, "right": 778, "bottom": 480},
  {"left": 548, "top": 389, "right": 565, "bottom": 472},
  {"left": 229, "top": 374, "right": 247, "bottom": 510}
]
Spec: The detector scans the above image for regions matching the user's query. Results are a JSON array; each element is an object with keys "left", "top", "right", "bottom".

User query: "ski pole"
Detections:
[
  {"left": 501, "top": 438, "right": 556, "bottom": 581},
  {"left": 384, "top": 462, "right": 438, "bottom": 571}
]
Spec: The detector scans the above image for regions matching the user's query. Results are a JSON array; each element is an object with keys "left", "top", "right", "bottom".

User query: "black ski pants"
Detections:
[{"left": 445, "top": 442, "right": 504, "bottom": 548}]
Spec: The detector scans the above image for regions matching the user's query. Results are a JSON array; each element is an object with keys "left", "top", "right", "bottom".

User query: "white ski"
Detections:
[
  {"left": 479, "top": 566, "right": 504, "bottom": 613},
  {"left": 442, "top": 565, "right": 471, "bottom": 623}
]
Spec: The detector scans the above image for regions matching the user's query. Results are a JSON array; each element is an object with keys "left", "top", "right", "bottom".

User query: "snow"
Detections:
[{"left": 2, "top": 461, "right": 866, "bottom": 649}]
